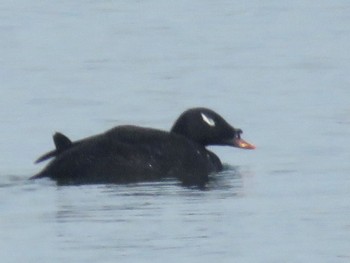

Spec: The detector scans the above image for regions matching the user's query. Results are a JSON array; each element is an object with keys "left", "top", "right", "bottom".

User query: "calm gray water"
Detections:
[{"left": 1, "top": 1, "right": 350, "bottom": 262}]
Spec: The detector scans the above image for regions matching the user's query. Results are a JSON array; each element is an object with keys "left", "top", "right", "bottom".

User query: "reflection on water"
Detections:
[
  {"left": 24, "top": 167, "right": 249, "bottom": 262},
  {"left": 54, "top": 165, "right": 246, "bottom": 223},
  {"left": 0, "top": 167, "right": 249, "bottom": 260}
]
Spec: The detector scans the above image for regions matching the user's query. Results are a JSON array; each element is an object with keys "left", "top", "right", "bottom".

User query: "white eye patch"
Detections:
[{"left": 201, "top": 113, "right": 216, "bottom": 127}]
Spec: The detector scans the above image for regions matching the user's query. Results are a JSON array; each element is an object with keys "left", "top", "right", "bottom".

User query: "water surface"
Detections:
[{"left": 1, "top": 1, "right": 350, "bottom": 262}]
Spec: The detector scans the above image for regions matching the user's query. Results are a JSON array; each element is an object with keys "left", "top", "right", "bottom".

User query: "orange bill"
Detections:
[{"left": 233, "top": 138, "right": 256, "bottom": 150}]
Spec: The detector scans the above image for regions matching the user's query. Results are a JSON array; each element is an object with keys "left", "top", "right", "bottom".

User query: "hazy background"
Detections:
[{"left": 1, "top": 1, "right": 349, "bottom": 262}]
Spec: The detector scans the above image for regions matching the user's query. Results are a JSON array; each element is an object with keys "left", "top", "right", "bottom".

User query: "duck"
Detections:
[{"left": 31, "top": 108, "right": 255, "bottom": 186}]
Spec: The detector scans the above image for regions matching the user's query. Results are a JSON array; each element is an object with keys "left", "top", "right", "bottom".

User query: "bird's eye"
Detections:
[{"left": 235, "top": 129, "right": 243, "bottom": 139}]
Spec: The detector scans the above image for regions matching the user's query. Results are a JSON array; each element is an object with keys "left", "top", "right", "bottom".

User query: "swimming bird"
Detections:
[{"left": 31, "top": 108, "right": 255, "bottom": 186}]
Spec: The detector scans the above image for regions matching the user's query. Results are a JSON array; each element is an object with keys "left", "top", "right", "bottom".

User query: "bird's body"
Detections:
[{"left": 31, "top": 108, "right": 255, "bottom": 186}]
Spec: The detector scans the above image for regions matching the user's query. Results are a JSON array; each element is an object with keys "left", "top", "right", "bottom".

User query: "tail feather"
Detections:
[
  {"left": 35, "top": 150, "right": 57, "bottom": 163},
  {"left": 53, "top": 132, "right": 72, "bottom": 151},
  {"left": 34, "top": 132, "right": 73, "bottom": 163},
  {"left": 29, "top": 172, "right": 47, "bottom": 179}
]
